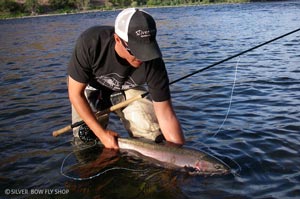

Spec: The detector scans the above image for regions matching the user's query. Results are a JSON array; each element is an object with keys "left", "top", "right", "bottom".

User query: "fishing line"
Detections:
[
  {"left": 59, "top": 28, "right": 300, "bottom": 180},
  {"left": 59, "top": 28, "right": 300, "bottom": 134},
  {"left": 169, "top": 28, "right": 300, "bottom": 85},
  {"left": 180, "top": 28, "right": 300, "bottom": 136},
  {"left": 213, "top": 56, "right": 240, "bottom": 137},
  {"left": 230, "top": 158, "right": 242, "bottom": 177},
  {"left": 60, "top": 141, "right": 146, "bottom": 181}
]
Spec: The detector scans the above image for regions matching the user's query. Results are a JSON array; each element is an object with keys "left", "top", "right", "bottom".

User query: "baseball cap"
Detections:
[{"left": 115, "top": 8, "right": 162, "bottom": 61}]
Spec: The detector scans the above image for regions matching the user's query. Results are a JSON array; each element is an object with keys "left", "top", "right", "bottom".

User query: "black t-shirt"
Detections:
[{"left": 68, "top": 26, "right": 170, "bottom": 102}]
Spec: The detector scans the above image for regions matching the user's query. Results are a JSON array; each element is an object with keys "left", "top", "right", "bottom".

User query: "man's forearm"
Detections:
[
  {"left": 70, "top": 93, "right": 106, "bottom": 137},
  {"left": 68, "top": 76, "right": 106, "bottom": 137},
  {"left": 153, "top": 100, "right": 185, "bottom": 145}
]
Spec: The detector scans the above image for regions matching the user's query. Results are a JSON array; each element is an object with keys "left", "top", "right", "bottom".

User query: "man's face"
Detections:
[{"left": 114, "top": 34, "right": 143, "bottom": 68}]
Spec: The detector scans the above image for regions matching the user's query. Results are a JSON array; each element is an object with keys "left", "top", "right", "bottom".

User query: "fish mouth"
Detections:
[
  {"left": 186, "top": 159, "right": 231, "bottom": 176},
  {"left": 184, "top": 165, "right": 230, "bottom": 176},
  {"left": 190, "top": 169, "right": 230, "bottom": 176}
]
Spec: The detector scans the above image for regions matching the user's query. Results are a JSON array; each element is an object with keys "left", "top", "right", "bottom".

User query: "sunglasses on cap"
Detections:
[{"left": 120, "top": 39, "right": 133, "bottom": 56}]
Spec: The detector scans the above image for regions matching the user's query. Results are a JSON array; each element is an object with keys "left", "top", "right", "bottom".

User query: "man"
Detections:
[{"left": 68, "top": 8, "right": 185, "bottom": 149}]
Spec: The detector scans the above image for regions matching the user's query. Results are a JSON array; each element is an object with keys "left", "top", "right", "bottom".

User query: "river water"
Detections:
[{"left": 1, "top": 1, "right": 299, "bottom": 198}]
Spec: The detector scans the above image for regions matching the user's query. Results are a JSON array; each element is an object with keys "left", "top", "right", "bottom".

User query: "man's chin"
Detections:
[{"left": 131, "top": 59, "right": 143, "bottom": 68}]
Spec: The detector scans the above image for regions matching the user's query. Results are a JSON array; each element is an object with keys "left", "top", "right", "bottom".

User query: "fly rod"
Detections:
[
  {"left": 52, "top": 27, "right": 300, "bottom": 137},
  {"left": 52, "top": 92, "right": 148, "bottom": 137},
  {"left": 169, "top": 27, "right": 300, "bottom": 85}
]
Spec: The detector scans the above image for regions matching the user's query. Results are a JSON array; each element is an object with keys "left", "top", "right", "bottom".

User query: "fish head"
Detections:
[{"left": 187, "top": 157, "right": 230, "bottom": 175}]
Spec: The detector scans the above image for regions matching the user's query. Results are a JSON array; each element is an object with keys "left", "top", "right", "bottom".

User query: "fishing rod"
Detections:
[
  {"left": 169, "top": 27, "right": 300, "bottom": 85},
  {"left": 52, "top": 93, "right": 148, "bottom": 137},
  {"left": 52, "top": 27, "right": 300, "bottom": 137}
]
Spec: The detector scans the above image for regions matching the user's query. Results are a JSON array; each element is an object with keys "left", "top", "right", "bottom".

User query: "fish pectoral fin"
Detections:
[{"left": 183, "top": 166, "right": 197, "bottom": 174}]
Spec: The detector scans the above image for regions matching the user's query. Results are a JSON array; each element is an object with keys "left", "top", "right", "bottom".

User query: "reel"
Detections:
[
  {"left": 110, "top": 91, "right": 126, "bottom": 106},
  {"left": 78, "top": 123, "right": 98, "bottom": 143},
  {"left": 78, "top": 91, "right": 125, "bottom": 143}
]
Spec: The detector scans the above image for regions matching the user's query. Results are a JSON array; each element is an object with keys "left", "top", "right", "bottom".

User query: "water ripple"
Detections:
[{"left": 1, "top": 2, "right": 300, "bottom": 199}]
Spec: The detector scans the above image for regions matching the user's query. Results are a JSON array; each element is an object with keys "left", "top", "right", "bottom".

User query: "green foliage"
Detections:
[
  {"left": 109, "top": 0, "right": 132, "bottom": 7},
  {"left": 24, "top": 0, "right": 39, "bottom": 14},
  {"left": 49, "top": 0, "right": 76, "bottom": 9},
  {"left": 131, "top": 1, "right": 138, "bottom": 6},
  {"left": 48, "top": 0, "right": 91, "bottom": 10},
  {"left": 130, "top": 0, "right": 148, "bottom": 6},
  {"left": 0, "top": 0, "right": 251, "bottom": 19},
  {"left": 0, "top": 0, "right": 23, "bottom": 13}
]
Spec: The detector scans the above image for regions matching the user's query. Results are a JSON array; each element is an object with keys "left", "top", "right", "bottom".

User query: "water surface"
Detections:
[{"left": 1, "top": 1, "right": 300, "bottom": 198}]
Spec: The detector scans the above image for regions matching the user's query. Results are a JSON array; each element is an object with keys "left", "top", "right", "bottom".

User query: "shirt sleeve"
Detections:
[
  {"left": 67, "top": 34, "right": 93, "bottom": 83},
  {"left": 146, "top": 58, "right": 171, "bottom": 102}
]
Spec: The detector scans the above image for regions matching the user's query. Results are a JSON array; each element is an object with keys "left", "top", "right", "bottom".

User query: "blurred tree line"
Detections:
[
  {"left": 0, "top": 0, "right": 86, "bottom": 16},
  {"left": 0, "top": 0, "right": 269, "bottom": 18}
]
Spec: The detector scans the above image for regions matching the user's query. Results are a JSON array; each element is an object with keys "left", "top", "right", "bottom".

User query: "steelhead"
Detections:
[{"left": 118, "top": 138, "right": 230, "bottom": 175}]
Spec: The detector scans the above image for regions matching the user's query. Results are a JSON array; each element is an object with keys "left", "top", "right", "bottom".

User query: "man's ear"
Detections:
[{"left": 114, "top": 34, "right": 121, "bottom": 43}]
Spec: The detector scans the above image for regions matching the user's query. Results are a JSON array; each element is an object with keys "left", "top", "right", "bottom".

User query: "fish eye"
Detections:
[{"left": 214, "top": 164, "right": 223, "bottom": 170}]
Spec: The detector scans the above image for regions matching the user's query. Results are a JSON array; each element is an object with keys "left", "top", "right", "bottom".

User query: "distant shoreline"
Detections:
[{"left": 1, "top": 2, "right": 249, "bottom": 20}]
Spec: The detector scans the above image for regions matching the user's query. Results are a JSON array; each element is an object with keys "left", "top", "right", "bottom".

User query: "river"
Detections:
[{"left": 0, "top": 1, "right": 299, "bottom": 198}]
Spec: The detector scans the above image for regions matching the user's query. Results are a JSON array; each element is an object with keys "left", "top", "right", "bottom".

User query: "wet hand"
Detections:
[{"left": 98, "top": 130, "right": 119, "bottom": 150}]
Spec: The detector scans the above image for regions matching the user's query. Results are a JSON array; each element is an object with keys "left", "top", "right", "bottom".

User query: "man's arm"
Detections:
[
  {"left": 153, "top": 99, "right": 185, "bottom": 145},
  {"left": 68, "top": 76, "right": 119, "bottom": 149}
]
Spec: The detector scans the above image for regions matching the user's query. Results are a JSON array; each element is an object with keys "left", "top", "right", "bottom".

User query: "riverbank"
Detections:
[
  {"left": 1, "top": 0, "right": 250, "bottom": 20},
  {"left": 1, "top": 2, "right": 300, "bottom": 198}
]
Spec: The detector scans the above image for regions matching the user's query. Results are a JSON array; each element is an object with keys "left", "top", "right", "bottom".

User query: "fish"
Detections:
[{"left": 117, "top": 137, "right": 230, "bottom": 175}]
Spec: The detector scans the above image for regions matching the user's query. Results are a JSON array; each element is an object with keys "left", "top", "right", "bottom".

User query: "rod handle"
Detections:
[
  {"left": 52, "top": 92, "right": 149, "bottom": 137},
  {"left": 52, "top": 125, "right": 72, "bottom": 137}
]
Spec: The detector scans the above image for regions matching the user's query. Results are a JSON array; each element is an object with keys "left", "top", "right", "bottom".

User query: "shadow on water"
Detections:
[{"left": 61, "top": 143, "right": 235, "bottom": 199}]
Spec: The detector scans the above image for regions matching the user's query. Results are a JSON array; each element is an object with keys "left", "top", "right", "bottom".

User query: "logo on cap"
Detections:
[
  {"left": 136, "top": 29, "right": 156, "bottom": 38},
  {"left": 115, "top": 8, "right": 162, "bottom": 61}
]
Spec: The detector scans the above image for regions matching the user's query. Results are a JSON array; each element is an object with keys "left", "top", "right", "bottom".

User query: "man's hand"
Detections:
[
  {"left": 68, "top": 76, "right": 120, "bottom": 150},
  {"left": 97, "top": 130, "right": 119, "bottom": 150}
]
